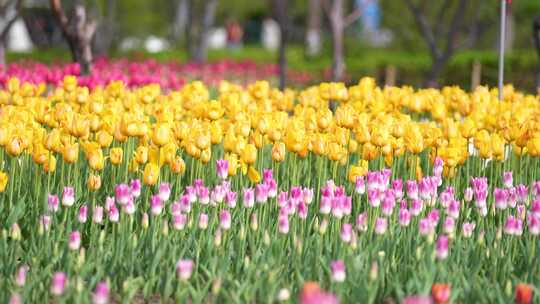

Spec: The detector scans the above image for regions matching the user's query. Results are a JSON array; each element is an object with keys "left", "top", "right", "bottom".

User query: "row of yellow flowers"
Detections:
[{"left": 0, "top": 76, "right": 540, "bottom": 192}]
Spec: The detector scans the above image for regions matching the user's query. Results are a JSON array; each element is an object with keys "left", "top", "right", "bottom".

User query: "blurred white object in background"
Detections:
[
  {"left": 262, "top": 18, "right": 280, "bottom": 51},
  {"left": 8, "top": 19, "right": 33, "bottom": 52},
  {"left": 145, "top": 36, "right": 170, "bottom": 53},
  {"left": 119, "top": 37, "right": 142, "bottom": 51},
  {"left": 207, "top": 27, "right": 227, "bottom": 49}
]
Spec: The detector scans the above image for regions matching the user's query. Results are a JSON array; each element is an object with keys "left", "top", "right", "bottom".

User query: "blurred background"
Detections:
[{"left": 2, "top": 0, "right": 540, "bottom": 91}]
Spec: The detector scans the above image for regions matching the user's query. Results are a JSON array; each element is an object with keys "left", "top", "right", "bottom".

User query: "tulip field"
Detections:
[{"left": 1, "top": 73, "right": 540, "bottom": 304}]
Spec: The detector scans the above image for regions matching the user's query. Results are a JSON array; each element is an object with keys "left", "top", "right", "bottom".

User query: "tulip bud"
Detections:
[
  {"left": 319, "top": 218, "right": 328, "bottom": 235},
  {"left": 162, "top": 219, "right": 169, "bottom": 236},
  {"left": 212, "top": 277, "right": 222, "bottom": 295},
  {"left": 10, "top": 223, "right": 21, "bottom": 241},
  {"left": 277, "top": 288, "right": 290, "bottom": 302},
  {"left": 250, "top": 213, "right": 258, "bottom": 231},
  {"left": 214, "top": 229, "right": 222, "bottom": 247},
  {"left": 87, "top": 174, "right": 102, "bottom": 191},
  {"left": 263, "top": 230, "right": 271, "bottom": 246},
  {"left": 239, "top": 226, "right": 245, "bottom": 240},
  {"left": 369, "top": 261, "right": 378, "bottom": 281},
  {"left": 77, "top": 248, "right": 86, "bottom": 269},
  {"left": 99, "top": 230, "right": 106, "bottom": 245},
  {"left": 142, "top": 213, "right": 149, "bottom": 229}
]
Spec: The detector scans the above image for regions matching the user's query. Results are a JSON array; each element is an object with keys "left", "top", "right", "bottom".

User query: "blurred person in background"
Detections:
[
  {"left": 356, "top": 0, "right": 381, "bottom": 34},
  {"left": 226, "top": 18, "right": 243, "bottom": 49}
]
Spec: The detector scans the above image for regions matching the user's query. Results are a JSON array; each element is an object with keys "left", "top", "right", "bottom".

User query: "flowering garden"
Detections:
[{"left": 0, "top": 72, "right": 539, "bottom": 303}]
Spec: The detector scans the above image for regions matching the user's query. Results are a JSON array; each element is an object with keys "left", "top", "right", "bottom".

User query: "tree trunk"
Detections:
[
  {"left": 0, "top": 39, "right": 6, "bottom": 67},
  {"left": 94, "top": 0, "right": 117, "bottom": 56},
  {"left": 273, "top": 0, "right": 288, "bottom": 89},
  {"left": 185, "top": 0, "right": 195, "bottom": 57},
  {"left": 424, "top": 55, "right": 448, "bottom": 88},
  {"left": 193, "top": 0, "right": 218, "bottom": 63},
  {"left": 471, "top": 60, "right": 482, "bottom": 90},
  {"left": 278, "top": 23, "right": 287, "bottom": 90},
  {"left": 505, "top": 7, "right": 515, "bottom": 52},
  {"left": 328, "top": 0, "right": 345, "bottom": 82},
  {"left": 306, "top": 0, "right": 322, "bottom": 57},
  {"left": 331, "top": 24, "right": 345, "bottom": 82},
  {"left": 173, "top": 0, "right": 189, "bottom": 41},
  {"left": 76, "top": 40, "right": 92, "bottom": 75},
  {"left": 50, "top": 0, "right": 97, "bottom": 75}
]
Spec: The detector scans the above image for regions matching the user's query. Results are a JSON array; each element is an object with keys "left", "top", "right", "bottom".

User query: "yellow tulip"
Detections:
[
  {"left": 87, "top": 148, "right": 104, "bottom": 171},
  {"left": 527, "top": 137, "right": 540, "bottom": 157},
  {"left": 32, "top": 144, "right": 49, "bottom": 165},
  {"left": 143, "top": 163, "right": 159, "bottom": 185},
  {"left": 109, "top": 147, "right": 123, "bottom": 165},
  {"left": 129, "top": 158, "right": 139, "bottom": 173},
  {"left": 460, "top": 118, "right": 476, "bottom": 139},
  {"left": 201, "top": 148, "right": 211, "bottom": 163},
  {"left": 0, "top": 124, "right": 9, "bottom": 146},
  {"left": 247, "top": 166, "right": 261, "bottom": 183},
  {"left": 0, "top": 171, "right": 8, "bottom": 192},
  {"left": 43, "top": 155, "right": 57, "bottom": 173},
  {"left": 152, "top": 123, "right": 171, "bottom": 147},
  {"left": 241, "top": 144, "right": 257, "bottom": 165},
  {"left": 348, "top": 160, "right": 368, "bottom": 183},
  {"left": 96, "top": 131, "right": 113, "bottom": 148},
  {"left": 62, "top": 143, "right": 79, "bottom": 163},
  {"left": 491, "top": 133, "right": 505, "bottom": 161},
  {"left": 311, "top": 135, "right": 327, "bottom": 156},
  {"left": 135, "top": 145, "right": 149, "bottom": 164},
  {"left": 186, "top": 142, "right": 201, "bottom": 159},
  {"left": 404, "top": 124, "right": 424, "bottom": 154},
  {"left": 210, "top": 122, "right": 223, "bottom": 144},
  {"left": 170, "top": 156, "right": 186, "bottom": 174},
  {"left": 71, "top": 117, "right": 90, "bottom": 138},
  {"left": 87, "top": 174, "right": 102, "bottom": 191},
  {"left": 328, "top": 142, "right": 344, "bottom": 162},
  {"left": 225, "top": 153, "right": 239, "bottom": 176},
  {"left": 362, "top": 142, "right": 379, "bottom": 161},
  {"left": 272, "top": 142, "right": 286, "bottom": 162},
  {"left": 6, "top": 136, "right": 23, "bottom": 156}
]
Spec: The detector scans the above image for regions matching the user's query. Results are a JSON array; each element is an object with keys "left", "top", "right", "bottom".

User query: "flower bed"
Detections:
[{"left": 0, "top": 76, "right": 538, "bottom": 303}]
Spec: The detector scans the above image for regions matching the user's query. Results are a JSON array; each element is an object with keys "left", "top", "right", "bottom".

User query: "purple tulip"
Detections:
[
  {"left": 216, "top": 159, "right": 229, "bottom": 180},
  {"left": 62, "top": 187, "right": 75, "bottom": 207},
  {"left": 330, "top": 260, "right": 346, "bottom": 282}
]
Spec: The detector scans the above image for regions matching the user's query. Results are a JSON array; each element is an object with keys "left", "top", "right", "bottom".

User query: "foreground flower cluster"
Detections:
[{"left": 0, "top": 76, "right": 539, "bottom": 303}]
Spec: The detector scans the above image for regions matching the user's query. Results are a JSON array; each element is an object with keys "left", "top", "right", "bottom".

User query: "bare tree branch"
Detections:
[
  {"left": 343, "top": 9, "right": 362, "bottom": 29},
  {"left": 0, "top": 0, "right": 21, "bottom": 40},
  {"left": 50, "top": 0, "right": 98, "bottom": 74},
  {"left": 433, "top": 0, "right": 451, "bottom": 38},
  {"left": 0, "top": 0, "right": 18, "bottom": 17},
  {"left": 50, "top": 0, "right": 70, "bottom": 37},
  {"left": 442, "top": 0, "right": 467, "bottom": 58},
  {"left": 404, "top": 0, "right": 440, "bottom": 58},
  {"left": 321, "top": 0, "right": 331, "bottom": 16}
]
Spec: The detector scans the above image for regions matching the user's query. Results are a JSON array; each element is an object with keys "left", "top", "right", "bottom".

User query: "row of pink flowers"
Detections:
[{"left": 0, "top": 58, "right": 313, "bottom": 90}]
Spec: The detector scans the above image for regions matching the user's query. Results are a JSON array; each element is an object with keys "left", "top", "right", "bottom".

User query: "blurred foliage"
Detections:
[{"left": 380, "top": 0, "right": 540, "bottom": 51}]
